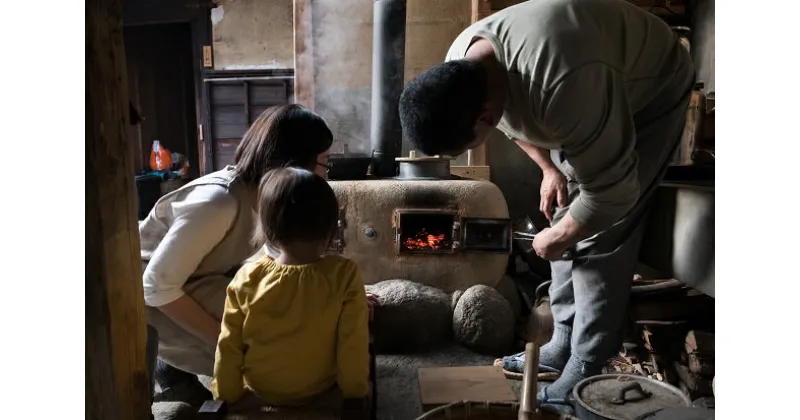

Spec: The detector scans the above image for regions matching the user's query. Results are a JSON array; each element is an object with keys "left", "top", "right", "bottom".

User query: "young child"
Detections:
[{"left": 211, "top": 167, "right": 370, "bottom": 410}]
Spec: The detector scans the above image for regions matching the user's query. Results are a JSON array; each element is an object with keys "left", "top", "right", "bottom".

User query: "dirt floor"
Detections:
[
  {"left": 153, "top": 345, "right": 546, "bottom": 420},
  {"left": 374, "top": 345, "right": 534, "bottom": 419}
]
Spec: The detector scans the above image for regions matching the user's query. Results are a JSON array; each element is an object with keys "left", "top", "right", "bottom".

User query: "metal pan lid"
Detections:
[
  {"left": 635, "top": 407, "right": 714, "bottom": 420},
  {"left": 572, "top": 374, "right": 692, "bottom": 420}
]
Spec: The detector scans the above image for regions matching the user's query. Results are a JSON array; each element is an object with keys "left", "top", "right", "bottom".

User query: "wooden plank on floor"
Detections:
[{"left": 418, "top": 365, "right": 516, "bottom": 410}]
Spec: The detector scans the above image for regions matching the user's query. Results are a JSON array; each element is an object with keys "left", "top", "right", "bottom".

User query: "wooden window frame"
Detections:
[{"left": 202, "top": 70, "right": 294, "bottom": 173}]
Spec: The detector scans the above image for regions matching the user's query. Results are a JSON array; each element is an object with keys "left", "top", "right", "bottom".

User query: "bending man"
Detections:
[{"left": 398, "top": 0, "right": 694, "bottom": 411}]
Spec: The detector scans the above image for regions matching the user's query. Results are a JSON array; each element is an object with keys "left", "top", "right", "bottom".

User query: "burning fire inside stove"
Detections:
[
  {"left": 402, "top": 229, "right": 450, "bottom": 251},
  {"left": 396, "top": 211, "right": 456, "bottom": 254}
]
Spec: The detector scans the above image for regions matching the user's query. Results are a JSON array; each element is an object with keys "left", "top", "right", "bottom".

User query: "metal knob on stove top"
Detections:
[{"left": 395, "top": 151, "right": 454, "bottom": 179}]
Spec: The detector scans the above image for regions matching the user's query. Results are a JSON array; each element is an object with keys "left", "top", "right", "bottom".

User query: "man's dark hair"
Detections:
[
  {"left": 234, "top": 104, "right": 333, "bottom": 185},
  {"left": 255, "top": 167, "right": 339, "bottom": 249},
  {"left": 399, "top": 60, "right": 489, "bottom": 156}
]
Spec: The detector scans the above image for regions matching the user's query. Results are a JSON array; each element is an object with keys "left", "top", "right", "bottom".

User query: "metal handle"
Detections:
[
  {"left": 611, "top": 382, "right": 652, "bottom": 405},
  {"left": 534, "top": 280, "right": 552, "bottom": 304},
  {"left": 513, "top": 232, "right": 537, "bottom": 240},
  {"left": 513, "top": 234, "right": 578, "bottom": 261}
]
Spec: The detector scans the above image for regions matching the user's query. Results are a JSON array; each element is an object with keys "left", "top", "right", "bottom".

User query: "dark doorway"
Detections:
[{"left": 124, "top": 23, "right": 199, "bottom": 178}]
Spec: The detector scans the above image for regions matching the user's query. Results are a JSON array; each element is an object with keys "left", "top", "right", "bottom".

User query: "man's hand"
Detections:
[
  {"left": 532, "top": 213, "right": 596, "bottom": 261},
  {"left": 540, "top": 168, "right": 567, "bottom": 222},
  {"left": 532, "top": 227, "right": 570, "bottom": 261}
]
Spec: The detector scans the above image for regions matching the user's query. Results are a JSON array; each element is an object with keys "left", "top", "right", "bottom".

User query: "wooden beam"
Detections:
[
  {"left": 191, "top": 2, "right": 213, "bottom": 175},
  {"left": 471, "top": 0, "right": 493, "bottom": 23},
  {"left": 122, "top": 0, "right": 206, "bottom": 26},
  {"left": 469, "top": 144, "right": 488, "bottom": 166},
  {"left": 451, "top": 165, "right": 491, "bottom": 181},
  {"left": 468, "top": 0, "right": 513, "bottom": 170},
  {"left": 293, "top": 0, "right": 315, "bottom": 111},
  {"left": 87, "top": 0, "right": 150, "bottom": 418}
]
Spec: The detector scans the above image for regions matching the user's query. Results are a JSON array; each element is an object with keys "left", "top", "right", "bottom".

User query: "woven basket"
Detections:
[{"left": 415, "top": 401, "right": 578, "bottom": 420}]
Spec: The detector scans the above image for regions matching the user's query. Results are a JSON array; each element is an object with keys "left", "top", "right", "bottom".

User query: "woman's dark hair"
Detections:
[
  {"left": 254, "top": 167, "right": 339, "bottom": 249},
  {"left": 234, "top": 104, "right": 333, "bottom": 185},
  {"left": 399, "top": 60, "right": 489, "bottom": 156}
]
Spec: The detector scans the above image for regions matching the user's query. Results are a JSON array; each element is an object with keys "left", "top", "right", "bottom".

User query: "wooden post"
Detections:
[
  {"left": 450, "top": 0, "right": 503, "bottom": 180},
  {"left": 191, "top": 1, "right": 213, "bottom": 175},
  {"left": 293, "top": 0, "right": 315, "bottom": 110},
  {"left": 469, "top": 0, "right": 494, "bottom": 168},
  {"left": 87, "top": 0, "right": 150, "bottom": 419},
  {"left": 518, "top": 342, "right": 540, "bottom": 420},
  {"left": 471, "top": 0, "right": 493, "bottom": 23}
]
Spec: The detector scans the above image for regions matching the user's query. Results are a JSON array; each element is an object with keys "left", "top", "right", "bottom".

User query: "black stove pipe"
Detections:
[{"left": 370, "top": 0, "right": 407, "bottom": 177}]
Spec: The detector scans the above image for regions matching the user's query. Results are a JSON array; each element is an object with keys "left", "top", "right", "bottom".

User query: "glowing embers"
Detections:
[
  {"left": 396, "top": 210, "right": 457, "bottom": 254},
  {"left": 403, "top": 229, "right": 450, "bottom": 251}
]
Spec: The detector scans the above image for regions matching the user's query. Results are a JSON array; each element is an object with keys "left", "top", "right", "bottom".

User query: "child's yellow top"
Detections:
[{"left": 211, "top": 255, "right": 370, "bottom": 405}]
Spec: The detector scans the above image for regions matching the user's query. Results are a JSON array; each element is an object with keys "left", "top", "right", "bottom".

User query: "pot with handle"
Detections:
[
  {"left": 571, "top": 374, "right": 691, "bottom": 420},
  {"left": 327, "top": 151, "right": 373, "bottom": 180}
]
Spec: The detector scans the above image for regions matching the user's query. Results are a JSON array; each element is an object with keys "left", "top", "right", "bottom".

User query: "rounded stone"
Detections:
[
  {"left": 366, "top": 279, "right": 452, "bottom": 353},
  {"left": 452, "top": 285, "right": 515, "bottom": 356},
  {"left": 450, "top": 289, "right": 464, "bottom": 310},
  {"left": 495, "top": 275, "right": 522, "bottom": 320}
]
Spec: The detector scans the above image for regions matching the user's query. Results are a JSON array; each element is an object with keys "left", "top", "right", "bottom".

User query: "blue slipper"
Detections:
[
  {"left": 500, "top": 351, "right": 562, "bottom": 374},
  {"left": 537, "top": 385, "right": 575, "bottom": 416}
]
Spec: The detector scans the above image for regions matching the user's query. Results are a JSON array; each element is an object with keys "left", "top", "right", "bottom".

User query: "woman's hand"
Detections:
[
  {"left": 366, "top": 293, "right": 381, "bottom": 321},
  {"left": 158, "top": 295, "right": 222, "bottom": 345},
  {"left": 540, "top": 168, "right": 568, "bottom": 222}
]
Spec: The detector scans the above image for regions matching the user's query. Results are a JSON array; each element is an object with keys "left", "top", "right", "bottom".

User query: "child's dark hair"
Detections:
[{"left": 255, "top": 167, "right": 339, "bottom": 249}]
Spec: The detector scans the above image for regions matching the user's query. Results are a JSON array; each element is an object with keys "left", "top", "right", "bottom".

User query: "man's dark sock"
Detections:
[
  {"left": 537, "top": 354, "right": 603, "bottom": 404},
  {"left": 154, "top": 360, "right": 211, "bottom": 407},
  {"left": 155, "top": 360, "right": 198, "bottom": 388},
  {"left": 502, "top": 325, "right": 571, "bottom": 373}
]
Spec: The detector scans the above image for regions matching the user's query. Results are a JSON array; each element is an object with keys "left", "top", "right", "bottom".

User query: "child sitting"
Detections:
[{"left": 211, "top": 167, "right": 370, "bottom": 412}]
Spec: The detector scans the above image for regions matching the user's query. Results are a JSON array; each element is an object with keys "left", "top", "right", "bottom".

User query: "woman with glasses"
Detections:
[{"left": 139, "top": 104, "right": 338, "bottom": 406}]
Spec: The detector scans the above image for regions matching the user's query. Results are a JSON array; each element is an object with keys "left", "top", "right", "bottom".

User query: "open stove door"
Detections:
[
  {"left": 459, "top": 217, "right": 512, "bottom": 254},
  {"left": 392, "top": 209, "right": 511, "bottom": 255}
]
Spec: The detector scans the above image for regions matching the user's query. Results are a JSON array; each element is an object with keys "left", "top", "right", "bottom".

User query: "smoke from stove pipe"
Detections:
[{"left": 370, "top": 0, "right": 407, "bottom": 177}]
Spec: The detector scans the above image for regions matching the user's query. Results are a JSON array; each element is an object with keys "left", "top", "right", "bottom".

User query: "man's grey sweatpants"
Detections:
[{"left": 547, "top": 60, "right": 696, "bottom": 366}]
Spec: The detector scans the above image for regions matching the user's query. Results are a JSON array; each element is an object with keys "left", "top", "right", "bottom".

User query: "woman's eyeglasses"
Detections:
[{"left": 317, "top": 161, "right": 332, "bottom": 174}]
